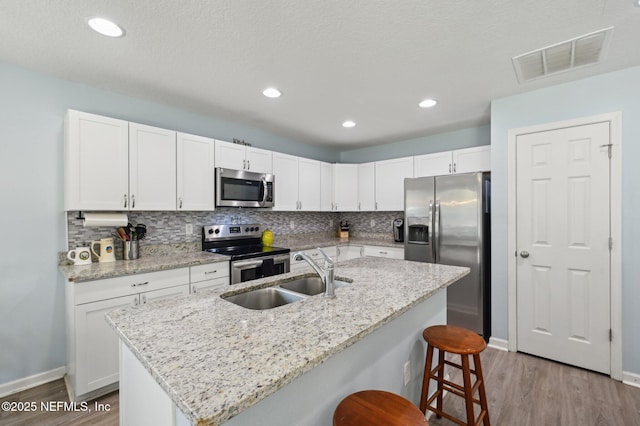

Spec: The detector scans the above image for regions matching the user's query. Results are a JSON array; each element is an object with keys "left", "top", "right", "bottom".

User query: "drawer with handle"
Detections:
[
  {"left": 190, "top": 261, "right": 229, "bottom": 284},
  {"left": 74, "top": 268, "right": 190, "bottom": 305}
]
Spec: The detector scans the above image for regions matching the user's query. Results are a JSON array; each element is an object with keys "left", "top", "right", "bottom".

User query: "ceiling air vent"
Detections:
[{"left": 512, "top": 27, "right": 614, "bottom": 83}]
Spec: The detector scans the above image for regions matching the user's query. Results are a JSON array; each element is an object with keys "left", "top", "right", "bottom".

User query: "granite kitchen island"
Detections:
[{"left": 106, "top": 256, "right": 469, "bottom": 426}]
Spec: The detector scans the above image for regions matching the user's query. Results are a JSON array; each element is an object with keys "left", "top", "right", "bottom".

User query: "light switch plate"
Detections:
[{"left": 186, "top": 224, "right": 193, "bottom": 235}]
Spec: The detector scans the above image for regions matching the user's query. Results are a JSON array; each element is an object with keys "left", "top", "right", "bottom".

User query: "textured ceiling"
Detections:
[{"left": 1, "top": 0, "right": 639, "bottom": 149}]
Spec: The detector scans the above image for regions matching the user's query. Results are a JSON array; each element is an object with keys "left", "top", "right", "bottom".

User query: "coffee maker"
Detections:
[{"left": 392, "top": 218, "right": 404, "bottom": 242}]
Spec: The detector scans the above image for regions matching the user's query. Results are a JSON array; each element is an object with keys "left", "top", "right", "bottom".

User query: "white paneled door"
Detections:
[{"left": 516, "top": 122, "right": 611, "bottom": 374}]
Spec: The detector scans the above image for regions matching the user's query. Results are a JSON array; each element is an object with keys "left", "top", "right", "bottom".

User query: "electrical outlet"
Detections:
[
  {"left": 330, "top": 219, "right": 333, "bottom": 227},
  {"left": 370, "top": 219, "right": 376, "bottom": 227},
  {"left": 185, "top": 224, "right": 193, "bottom": 235},
  {"left": 403, "top": 361, "right": 411, "bottom": 386},
  {"left": 290, "top": 220, "right": 295, "bottom": 230}
]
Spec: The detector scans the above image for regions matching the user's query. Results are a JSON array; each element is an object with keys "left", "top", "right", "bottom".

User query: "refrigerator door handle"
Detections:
[
  {"left": 429, "top": 200, "right": 435, "bottom": 260},
  {"left": 434, "top": 200, "right": 441, "bottom": 263}
]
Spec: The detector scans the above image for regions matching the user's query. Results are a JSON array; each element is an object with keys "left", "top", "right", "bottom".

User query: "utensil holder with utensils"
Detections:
[{"left": 117, "top": 223, "right": 146, "bottom": 260}]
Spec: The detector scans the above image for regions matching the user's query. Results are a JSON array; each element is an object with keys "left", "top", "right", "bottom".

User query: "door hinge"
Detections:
[
  {"left": 609, "top": 237, "right": 613, "bottom": 250},
  {"left": 601, "top": 143, "right": 612, "bottom": 159},
  {"left": 609, "top": 329, "right": 613, "bottom": 342}
]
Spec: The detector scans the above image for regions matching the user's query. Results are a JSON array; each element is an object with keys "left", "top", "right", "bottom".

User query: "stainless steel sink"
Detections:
[
  {"left": 279, "top": 277, "right": 350, "bottom": 296},
  {"left": 223, "top": 287, "right": 306, "bottom": 310}
]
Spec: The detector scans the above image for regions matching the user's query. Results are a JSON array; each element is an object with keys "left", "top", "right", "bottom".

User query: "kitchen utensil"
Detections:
[
  {"left": 67, "top": 246, "right": 92, "bottom": 266},
  {"left": 91, "top": 237, "right": 116, "bottom": 263},
  {"left": 117, "top": 227, "right": 129, "bottom": 241},
  {"left": 134, "top": 224, "right": 147, "bottom": 240}
]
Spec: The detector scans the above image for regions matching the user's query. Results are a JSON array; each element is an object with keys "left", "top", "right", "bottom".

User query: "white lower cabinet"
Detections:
[
  {"left": 65, "top": 268, "right": 190, "bottom": 401},
  {"left": 190, "top": 261, "right": 230, "bottom": 293},
  {"left": 290, "top": 246, "right": 337, "bottom": 272},
  {"left": 363, "top": 245, "right": 404, "bottom": 259}
]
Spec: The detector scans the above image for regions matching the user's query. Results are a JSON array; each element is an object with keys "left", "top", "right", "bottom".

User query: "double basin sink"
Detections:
[{"left": 223, "top": 276, "right": 350, "bottom": 310}]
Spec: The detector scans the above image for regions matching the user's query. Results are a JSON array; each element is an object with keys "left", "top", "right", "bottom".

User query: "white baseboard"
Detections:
[
  {"left": 0, "top": 366, "right": 66, "bottom": 398},
  {"left": 487, "top": 337, "right": 509, "bottom": 351},
  {"left": 622, "top": 371, "right": 640, "bottom": 388}
]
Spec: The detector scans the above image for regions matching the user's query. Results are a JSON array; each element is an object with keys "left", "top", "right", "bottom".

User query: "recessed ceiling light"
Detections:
[
  {"left": 418, "top": 99, "right": 438, "bottom": 108},
  {"left": 87, "top": 17, "right": 124, "bottom": 38},
  {"left": 262, "top": 87, "right": 282, "bottom": 98},
  {"left": 342, "top": 120, "right": 356, "bottom": 128}
]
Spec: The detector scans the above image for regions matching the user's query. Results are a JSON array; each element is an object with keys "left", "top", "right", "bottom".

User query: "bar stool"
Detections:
[
  {"left": 419, "top": 325, "right": 490, "bottom": 426},
  {"left": 334, "top": 390, "right": 429, "bottom": 426}
]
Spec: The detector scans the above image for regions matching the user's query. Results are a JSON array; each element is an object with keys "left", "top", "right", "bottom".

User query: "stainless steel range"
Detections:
[{"left": 202, "top": 224, "right": 290, "bottom": 284}]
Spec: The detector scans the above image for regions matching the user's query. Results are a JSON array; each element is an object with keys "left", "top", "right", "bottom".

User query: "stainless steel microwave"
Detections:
[{"left": 215, "top": 168, "right": 274, "bottom": 208}]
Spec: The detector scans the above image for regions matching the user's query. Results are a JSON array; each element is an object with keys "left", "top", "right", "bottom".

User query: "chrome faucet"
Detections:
[{"left": 293, "top": 248, "right": 336, "bottom": 299}]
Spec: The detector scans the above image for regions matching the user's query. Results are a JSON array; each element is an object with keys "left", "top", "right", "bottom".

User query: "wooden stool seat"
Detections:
[
  {"left": 334, "top": 390, "right": 429, "bottom": 426},
  {"left": 420, "top": 325, "right": 490, "bottom": 426}
]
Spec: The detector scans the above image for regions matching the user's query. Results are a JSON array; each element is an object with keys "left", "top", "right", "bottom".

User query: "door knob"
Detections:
[{"left": 520, "top": 251, "right": 530, "bottom": 258}]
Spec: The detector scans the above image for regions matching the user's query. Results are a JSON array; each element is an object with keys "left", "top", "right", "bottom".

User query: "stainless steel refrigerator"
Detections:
[{"left": 404, "top": 172, "right": 491, "bottom": 339}]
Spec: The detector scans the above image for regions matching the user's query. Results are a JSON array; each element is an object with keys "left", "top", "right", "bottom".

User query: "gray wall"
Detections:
[
  {"left": 490, "top": 65, "right": 640, "bottom": 375},
  {"left": 340, "top": 125, "right": 490, "bottom": 163}
]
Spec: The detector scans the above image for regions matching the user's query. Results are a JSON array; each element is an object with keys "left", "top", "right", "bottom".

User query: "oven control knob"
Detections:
[
  {"left": 214, "top": 228, "right": 220, "bottom": 234},
  {"left": 208, "top": 229, "right": 214, "bottom": 235},
  {"left": 255, "top": 226, "right": 259, "bottom": 232},
  {"left": 245, "top": 227, "right": 249, "bottom": 232}
]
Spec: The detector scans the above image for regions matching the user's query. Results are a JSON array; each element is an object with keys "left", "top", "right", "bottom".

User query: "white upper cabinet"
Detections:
[
  {"left": 414, "top": 145, "right": 490, "bottom": 177},
  {"left": 65, "top": 110, "right": 129, "bottom": 211},
  {"left": 298, "top": 157, "right": 321, "bottom": 211},
  {"left": 357, "top": 162, "right": 376, "bottom": 211},
  {"left": 333, "top": 164, "right": 358, "bottom": 211},
  {"left": 128, "top": 123, "right": 177, "bottom": 211},
  {"left": 246, "top": 147, "right": 273, "bottom": 174},
  {"left": 272, "top": 152, "right": 299, "bottom": 211},
  {"left": 176, "top": 132, "right": 215, "bottom": 211},
  {"left": 414, "top": 151, "right": 455, "bottom": 177},
  {"left": 214, "top": 139, "right": 272, "bottom": 174},
  {"left": 272, "top": 153, "right": 321, "bottom": 211},
  {"left": 452, "top": 145, "right": 491, "bottom": 174},
  {"left": 375, "top": 157, "right": 414, "bottom": 211},
  {"left": 320, "top": 162, "right": 334, "bottom": 211}
]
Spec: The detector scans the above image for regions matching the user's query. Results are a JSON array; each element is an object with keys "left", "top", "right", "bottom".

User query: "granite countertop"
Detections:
[
  {"left": 59, "top": 234, "right": 403, "bottom": 283},
  {"left": 279, "top": 234, "right": 404, "bottom": 252},
  {"left": 59, "top": 251, "right": 228, "bottom": 283},
  {"left": 106, "top": 256, "right": 469, "bottom": 425}
]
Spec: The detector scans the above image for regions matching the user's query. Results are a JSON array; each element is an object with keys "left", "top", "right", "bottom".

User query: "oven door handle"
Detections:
[{"left": 232, "top": 260, "right": 264, "bottom": 268}]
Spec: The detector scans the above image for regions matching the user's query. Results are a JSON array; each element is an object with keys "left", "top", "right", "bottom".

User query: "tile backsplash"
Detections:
[{"left": 66, "top": 209, "right": 403, "bottom": 250}]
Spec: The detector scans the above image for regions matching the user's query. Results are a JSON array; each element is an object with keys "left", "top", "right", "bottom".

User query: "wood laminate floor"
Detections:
[{"left": 1, "top": 347, "right": 639, "bottom": 425}]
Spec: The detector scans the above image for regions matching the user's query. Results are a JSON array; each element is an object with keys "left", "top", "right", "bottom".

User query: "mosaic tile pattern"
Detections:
[{"left": 66, "top": 209, "right": 403, "bottom": 250}]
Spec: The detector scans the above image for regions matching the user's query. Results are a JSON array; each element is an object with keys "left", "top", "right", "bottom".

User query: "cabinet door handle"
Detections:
[
  {"left": 132, "top": 194, "right": 136, "bottom": 208},
  {"left": 242, "top": 159, "right": 246, "bottom": 169},
  {"left": 247, "top": 160, "right": 250, "bottom": 170},
  {"left": 133, "top": 297, "right": 139, "bottom": 306},
  {"left": 204, "top": 270, "right": 218, "bottom": 275},
  {"left": 449, "top": 164, "right": 452, "bottom": 173},
  {"left": 337, "top": 247, "right": 341, "bottom": 256},
  {"left": 179, "top": 197, "right": 183, "bottom": 209},
  {"left": 131, "top": 281, "right": 149, "bottom": 287},
  {"left": 142, "top": 294, "right": 147, "bottom": 304},
  {"left": 124, "top": 194, "right": 128, "bottom": 208},
  {"left": 453, "top": 163, "right": 456, "bottom": 173},
  {"left": 192, "top": 285, "right": 197, "bottom": 294},
  {"left": 360, "top": 247, "right": 364, "bottom": 256},
  {"left": 379, "top": 251, "right": 388, "bottom": 255},
  {"left": 375, "top": 202, "right": 378, "bottom": 210},
  {"left": 358, "top": 202, "right": 361, "bottom": 210}
]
